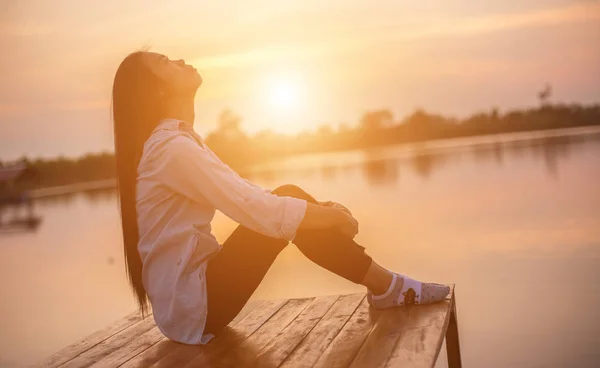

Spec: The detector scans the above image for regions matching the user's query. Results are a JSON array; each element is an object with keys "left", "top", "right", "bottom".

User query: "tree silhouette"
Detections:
[
  {"left": 215, "top": 109, "right": 245, "bottom": 140},
  {"left": 538, "top": 83, "right": 552, "bottom": 106},
  {"left": 360, "top": 110, "right": 393, "bottom": 131}
]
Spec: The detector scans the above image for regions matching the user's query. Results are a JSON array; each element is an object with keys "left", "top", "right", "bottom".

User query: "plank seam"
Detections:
[
  {"left": 381, "top": 317, "right": 408, "bottom": 368},
  {"left": 178, "top": 298, "right": 291, "bottom": 366},
  {"left": 308, "top": 294, "right": 366, "bottom": 368},
  {"left": 276, "top": 295, "right": 341, "bottom": 368},
  {"left": 383, "top": 297, "right": 454, "bottom": 368},
  {"left": 116, "top": 336, "right": 167, "bottom": 367},
  {"left": 116, "top": 300, "right": 263, "bottom": 367},
  {"left": 250, "top": 298, "right": 314, "bottom": 359},
  {"left": 346, "top": 306, "right": 383, "bottom": 367},
  {"left": 54, "top": 314, "right": 153, "bottom": 368},
  {"left": 227, "top": 298, "right": 293, "bottom": 349},
  {"left": 38, "top": 312, "right": 149, "bottom": 368}
]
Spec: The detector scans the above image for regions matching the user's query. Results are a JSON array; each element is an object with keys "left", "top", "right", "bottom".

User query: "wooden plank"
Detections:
[
  {"left": 384, "top": 298, "right": 453, "bottom": 367},
  {"left": 230, "top": 300, "right": 262, "bottom": 326},
  {"left": 180, "top": 298, "right": 303, "bottom": 368},
  {"left": 251, "top": 295, "right": 339, "bottom": 367},
  {"left": 313, "top": 297, "right": 382, "bottom": 368},
  {"left": 59, "top": 316, "right": 156, "bottom": 368},
  {"left": 280, "top": 293, "right": 365, "bottom": 368},
  {"left": 33, "top": 311, "right": 147, "bottom": 368},
  {"left": 120, "top": 300, "right": 261, "bottom": 368},
  {"left": 348, "top": 304, "right": 408, "bottom": 368},
  {"left": 445, "top": 289, "right": 462, "bottom": 368},
  {"left": 149, "top": 299, "right": 287, "bottom": 368},
  {"left": 350, "top": 285, "right": 454, "bottom": 368},
  {"left": 88, "top": 326, "right": 164, "bottom": 367},
  {"left": 218, "top": 298, "right": 313, "bottom": 367},
  {"left": 119, "top": 339, "right": 179, "bottom": 368}
]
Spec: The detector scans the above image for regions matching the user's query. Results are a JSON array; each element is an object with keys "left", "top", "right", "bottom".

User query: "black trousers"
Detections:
[{"left": 204, "top": 184, "right": 373, "bottom": 336}]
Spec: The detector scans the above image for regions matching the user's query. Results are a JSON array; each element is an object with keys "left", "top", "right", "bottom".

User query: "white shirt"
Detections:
[{"left": 135, "top": 118, "right": 307, "bottom": 344}]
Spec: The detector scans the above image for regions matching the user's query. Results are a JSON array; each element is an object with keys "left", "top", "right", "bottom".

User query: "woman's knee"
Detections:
[{"left": 271, "top": 184, "right": 316, "bottom": 203}]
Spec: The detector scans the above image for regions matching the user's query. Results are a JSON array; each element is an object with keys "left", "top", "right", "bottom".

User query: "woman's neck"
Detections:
[{"left": 162, "top": 94, "right": 195, "bottom": 123}]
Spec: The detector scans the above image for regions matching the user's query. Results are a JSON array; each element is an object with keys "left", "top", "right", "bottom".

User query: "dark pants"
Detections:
[{"left": 204, "top": 184, "right": 373, "bottom": 336}]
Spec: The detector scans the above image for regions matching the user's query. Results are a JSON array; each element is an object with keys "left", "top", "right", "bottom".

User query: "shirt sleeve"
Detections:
[
  {"left": 156, "top": 135, "right": 307, "bottom": 241},
  {"left": 242, "top": 177, "right": 271, "bottom": 194}
]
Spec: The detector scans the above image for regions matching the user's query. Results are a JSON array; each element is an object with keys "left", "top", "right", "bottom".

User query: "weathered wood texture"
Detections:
[{"left": 35, "top": 286, "right": 460, "bottom": 368}]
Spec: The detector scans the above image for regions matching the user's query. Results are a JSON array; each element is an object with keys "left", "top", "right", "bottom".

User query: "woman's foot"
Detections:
[{"left": 367, "top": 273, "right": 450, "bottom": 309}]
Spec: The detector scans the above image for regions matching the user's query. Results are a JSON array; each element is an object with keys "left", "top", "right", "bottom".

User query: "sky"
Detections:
[{"left": 1, "top": 0, "right": 599, "bottom": 160}]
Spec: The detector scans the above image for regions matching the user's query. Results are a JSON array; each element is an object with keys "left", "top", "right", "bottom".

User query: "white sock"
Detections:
[{"left": 368, "top": 273, "right": 448, "bottom": 309}]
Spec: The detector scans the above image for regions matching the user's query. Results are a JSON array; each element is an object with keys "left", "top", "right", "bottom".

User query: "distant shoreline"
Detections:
[
  {"left": 30, "top": 178, "right": 117, "bottom": 199},
  {"left": 29, "top": 125, "right": 600, "bottom": 199},
  {"left": 6, "top": 103, "right": 599, "bottom": 192},
  {"left": 247, "top": 124, "right": 600, "bottom": 173}
]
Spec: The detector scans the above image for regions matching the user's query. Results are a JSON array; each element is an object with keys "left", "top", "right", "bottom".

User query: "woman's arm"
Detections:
[
  {"left": 154, "top": 136, "right": 305, "bottom": 240},
  {"left": 155, "top": 135, "right": 359, "bottom": 240}
]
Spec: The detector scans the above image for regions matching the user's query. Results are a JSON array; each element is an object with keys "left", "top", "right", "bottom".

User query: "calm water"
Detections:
[{"left": 1, "top": 127, "right": 600, "bottom": 367}]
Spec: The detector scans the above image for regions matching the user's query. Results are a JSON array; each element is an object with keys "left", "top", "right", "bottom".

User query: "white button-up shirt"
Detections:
[{"left": 135, "top": 118, "right": 307, "bottom": 344}]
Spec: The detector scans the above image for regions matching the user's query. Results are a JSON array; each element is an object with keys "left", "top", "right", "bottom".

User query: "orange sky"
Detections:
[{"left": 1, "top": 0, "right": 599, "bottom": 160}]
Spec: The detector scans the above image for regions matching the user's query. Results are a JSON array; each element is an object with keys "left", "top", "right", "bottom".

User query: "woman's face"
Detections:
[{"left": 142, "top": 52, "right": 202, "bottom": 94}]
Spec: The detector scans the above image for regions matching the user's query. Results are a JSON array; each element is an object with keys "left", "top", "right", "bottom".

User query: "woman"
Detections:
[{"left": 112, "top": 51, "right": 449, "bottom": 344}]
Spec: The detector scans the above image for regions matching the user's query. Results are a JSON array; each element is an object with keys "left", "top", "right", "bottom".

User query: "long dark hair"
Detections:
[{"left": 112, "top": 52, "right": 164, "bottom": 315}]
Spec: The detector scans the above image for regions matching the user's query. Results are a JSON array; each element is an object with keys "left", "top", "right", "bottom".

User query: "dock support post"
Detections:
[{"left": 446, "top": 292, "right": 462, "bottom": 368}]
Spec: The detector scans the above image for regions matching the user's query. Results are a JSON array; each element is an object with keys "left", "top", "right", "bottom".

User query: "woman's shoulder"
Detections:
[
  {"left": 140, "top": 129, "right": 213, "bottom": 172},
  {"left": 139, "top": 130, "right": 188, "bottom": 171},
  {"left": 147, "top": 128, "right": 199, "bottom": 154}
]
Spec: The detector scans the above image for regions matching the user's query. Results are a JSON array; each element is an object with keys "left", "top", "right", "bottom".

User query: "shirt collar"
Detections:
[
  {"left": 153, "top": 118, "right": 205, "bottom": 148},
  {"left": 153, "top": 118, "right": 196, "bottom": 134}
]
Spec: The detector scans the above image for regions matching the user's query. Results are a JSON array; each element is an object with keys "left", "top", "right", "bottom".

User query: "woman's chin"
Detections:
[
  {"left": 189, "top": 72, "right": 202, "bottom": 90},
  {"left": 194, "top": 74, "right": 203, "bottom": 88}
]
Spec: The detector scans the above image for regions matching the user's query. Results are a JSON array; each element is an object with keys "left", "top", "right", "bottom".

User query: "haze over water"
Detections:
[{"left": 1, "top": 128, "right": 599, "bottom": 367}]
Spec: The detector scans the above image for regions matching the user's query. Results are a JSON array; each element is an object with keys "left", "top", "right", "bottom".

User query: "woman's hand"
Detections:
[
  {"left": 299, "top": 201, "right": 359, "bottom": 239},
  {"left": 319, "top": 201, "right": 352, "bottom": 215},
  {"left": 334, "top": 208, "right": 359, "bottom": 239}
]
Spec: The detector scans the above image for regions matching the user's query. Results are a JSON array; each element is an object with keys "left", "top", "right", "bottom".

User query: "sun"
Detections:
[
  {"left": 265, "top": 72, "right": 305, "bottom": 113},
  {"left": 270, "top": 80, "right": 297, "bottom": 109},
  {"left": 259, "top": 70, "right": 311, "bottom": 133}
]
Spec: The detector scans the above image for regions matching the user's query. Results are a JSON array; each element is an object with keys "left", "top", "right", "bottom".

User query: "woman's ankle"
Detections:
[{"left": 361, "top": 261, "right": 393, "bottom": 295}]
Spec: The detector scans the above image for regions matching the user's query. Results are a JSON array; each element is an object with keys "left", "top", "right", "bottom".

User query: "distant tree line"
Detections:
[
  {"left": 206, "top": 102, "right": 600, "bottom": 168},
  {"left": 2, "top": 101, "right": 600, "bottom": 190}
]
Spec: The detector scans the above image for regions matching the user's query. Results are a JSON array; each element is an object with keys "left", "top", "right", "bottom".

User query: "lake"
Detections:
[{"left": 1, "top": 127, "right": 599, "bottom": 367}]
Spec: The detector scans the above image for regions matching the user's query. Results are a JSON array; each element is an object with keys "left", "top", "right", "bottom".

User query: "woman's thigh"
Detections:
[{"left": 204, "top": 210, "right": 290, "bottom": 333}]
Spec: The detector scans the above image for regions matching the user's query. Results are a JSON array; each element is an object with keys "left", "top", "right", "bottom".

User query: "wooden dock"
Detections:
[{"left": 36, "top": 286, "right": 460, "bottom": 368}]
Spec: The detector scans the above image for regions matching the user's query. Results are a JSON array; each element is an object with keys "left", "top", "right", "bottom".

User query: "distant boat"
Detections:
[{"left": 0, "top": 163, "right": 42, "bottom": 233}]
